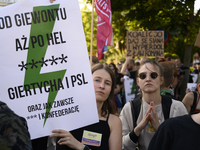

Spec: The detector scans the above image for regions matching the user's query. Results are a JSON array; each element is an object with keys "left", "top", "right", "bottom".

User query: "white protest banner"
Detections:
[
  {"left": 0, "top": 0, "right": 99, "bottom": 139},
  {"left": 190, "top": 73, "right": 198, "bottom": 83},
  {"left": 124, "top": 76, "right": 135, "bottom": 103},
  {"left": 187, "top": 83, "right": 197, "bottom": 92},
  {"left": 126, "top": 31, "right": 164, "bottom": 57}
]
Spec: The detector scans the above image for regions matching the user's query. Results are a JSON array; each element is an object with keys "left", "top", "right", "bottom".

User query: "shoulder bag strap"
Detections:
[
  {"left": 130, "top": 96, "right": 141, "bottom": 128},
  {"left": 161, "top": 95, "right": 172, "bottom": 120},
  {"left": 191, "top": 91, "right": 197, "bottom": 112}
]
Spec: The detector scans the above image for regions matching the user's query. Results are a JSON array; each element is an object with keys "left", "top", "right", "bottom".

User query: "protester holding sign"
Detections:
[
  {"left": 1, "top": 0, "right": 101, "bottom": 141},
  {"left": 50, "top": 63, "right": 122, "bottom": 150},
  {"left": 121, "top": 57, "right": 140, "bottom": 99},
  {"left": 120, "top": 58, "right": 187, "bottom": 150}
]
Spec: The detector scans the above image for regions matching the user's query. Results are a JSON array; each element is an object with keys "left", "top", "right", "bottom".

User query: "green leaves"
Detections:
[{"left": 84, "top": 0, "right": 200, "bottom": 62}]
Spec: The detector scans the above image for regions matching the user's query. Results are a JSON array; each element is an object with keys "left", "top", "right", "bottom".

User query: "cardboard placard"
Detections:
[{"left": 127, "top": 31, "right": 164, "bottom": 57}]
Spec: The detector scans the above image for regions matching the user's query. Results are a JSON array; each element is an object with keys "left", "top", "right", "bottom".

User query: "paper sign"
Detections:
[
  {"left": 124, "top": 76, "right": 135, "bottom": 103},
  {"left": 187, "top": 83, "right": 197, "bottom": 92},
  {"left": 126, "top": 31, "right": 164, "bottom": 57},
  {"left": 190, "top": 73, "right": 198, "bottom": 83},
  {"left": 0, "top": 0, "right": 98, "bottom": 139}
]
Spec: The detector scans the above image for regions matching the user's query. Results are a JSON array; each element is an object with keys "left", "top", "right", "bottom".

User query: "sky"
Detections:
[{"left": 194, "top": 0, "right": 200, "bottom": 13}]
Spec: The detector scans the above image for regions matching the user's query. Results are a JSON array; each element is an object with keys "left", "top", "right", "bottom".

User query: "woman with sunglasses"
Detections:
[{"left": 120, "top": 58, "right": 187, "bottom": 150}]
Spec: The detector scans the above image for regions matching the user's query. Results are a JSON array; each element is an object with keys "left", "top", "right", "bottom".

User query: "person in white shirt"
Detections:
[{"left": 120, "top": 58, "right": 188, "bottom": 150}]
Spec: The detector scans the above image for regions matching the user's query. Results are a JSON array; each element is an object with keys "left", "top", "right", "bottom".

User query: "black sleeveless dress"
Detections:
[{"left": 56, "top": 114, "right": 110, "bottom": 150}]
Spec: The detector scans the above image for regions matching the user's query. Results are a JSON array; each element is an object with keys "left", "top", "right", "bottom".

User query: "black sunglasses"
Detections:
[{"left": 138, "top": 72, "right": 158, "bottom": 80}]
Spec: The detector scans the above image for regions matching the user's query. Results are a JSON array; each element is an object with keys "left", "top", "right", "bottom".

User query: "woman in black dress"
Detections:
[{"left": 50, "top": 63, "right": 122, "bottom": 150}]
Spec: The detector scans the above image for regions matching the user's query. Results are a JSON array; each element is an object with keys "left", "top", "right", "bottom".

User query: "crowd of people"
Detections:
[
  {"left": 2, "top": 51, "right": 200, "bottom": 150},
  {"left": 1, "top": 1, "right": 200, "bottom": 150}
]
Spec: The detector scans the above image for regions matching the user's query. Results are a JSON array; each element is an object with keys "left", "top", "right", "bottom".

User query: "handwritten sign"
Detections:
[
  {"left": 0, "top": 0, "right": 98, "bottom": 139},
  {"left": 126, "top": 31, "right": 164, "bottom": 57}
]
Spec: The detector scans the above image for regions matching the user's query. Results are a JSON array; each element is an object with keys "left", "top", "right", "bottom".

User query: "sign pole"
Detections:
[{"left": 90, "top": 0, "right": 94, "bottom": 66}]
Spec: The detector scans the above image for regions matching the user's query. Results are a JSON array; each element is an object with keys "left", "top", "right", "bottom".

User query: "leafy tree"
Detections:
[
  {"left": 80, "top": 0, "right": 97, "bottom": 55},
  {"left": 88, "top": 0, "right": 200, "bottom": 100},
  {"left": 82, "top": 1, "right": 130, "bottom": 62}
]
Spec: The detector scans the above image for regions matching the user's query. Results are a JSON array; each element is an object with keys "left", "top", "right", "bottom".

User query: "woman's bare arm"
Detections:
[
  {"left": 182, "top": 92, "right": 194, "bottom": 113},
  {"left": 108, "top": 114, "right": 122, "bottom": 150}
]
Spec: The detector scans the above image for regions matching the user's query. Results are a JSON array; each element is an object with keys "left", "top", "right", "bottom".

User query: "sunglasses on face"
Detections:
[{"left": 138, "top": 72, "right": 159, "bottom": 80}]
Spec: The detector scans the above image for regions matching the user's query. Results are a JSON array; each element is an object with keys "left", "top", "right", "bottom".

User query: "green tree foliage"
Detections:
[
  {"left": 82, "top": 1, "right": 131, "bottom": 61},
  {"left": 91, "top": 0, "right": 200, "bottom": 100},
  {"left": 80, "top": 1, "right": 97, "bottom": 55},
  {"left": 103, "top": 48, "right": 126, "bottom": 64}
]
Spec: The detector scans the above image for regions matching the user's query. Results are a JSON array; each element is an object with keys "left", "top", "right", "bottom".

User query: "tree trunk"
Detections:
[{"left": 179, "top": 44, "right": 192, "bottom": 100}]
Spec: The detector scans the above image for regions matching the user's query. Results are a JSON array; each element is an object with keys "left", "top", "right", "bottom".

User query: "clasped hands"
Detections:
[{"left": 134, "top": 102, "right": 160, "bottom": 136}]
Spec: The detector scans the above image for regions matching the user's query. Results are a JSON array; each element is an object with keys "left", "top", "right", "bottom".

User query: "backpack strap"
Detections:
[
  {"left": 191, "top": 91, "right": 197, "bottom": 113},
  {"left": 161, "top": 95, "right": 172, "bottom": 120},
  {"left": 130, "top": 96, "right": 141, "bottom": 128}
]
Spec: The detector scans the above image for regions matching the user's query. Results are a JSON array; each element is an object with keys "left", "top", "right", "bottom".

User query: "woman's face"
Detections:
[
  {"left": 108, "top": 64, "right": 115, "bottom": 73},
  {"left": 137, "top": 63, "right": 163, "bottom": 94},
  {"left": 93, "top": 69, "right": 112, "bottom": 102},
  {"left": 194, "top": 53, "right": 199, "bottom": 59}
]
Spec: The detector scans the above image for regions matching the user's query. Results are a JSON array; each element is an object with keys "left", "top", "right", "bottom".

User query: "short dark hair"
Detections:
[
  {"left": 158, "top": 62, "right": 173, "bottom": 88},
  {"left": 135, "top": 62, "right": 140, "bottom": 66},
  {"left": 89, "top": 55, "right": 99, "bottom": 64}
]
